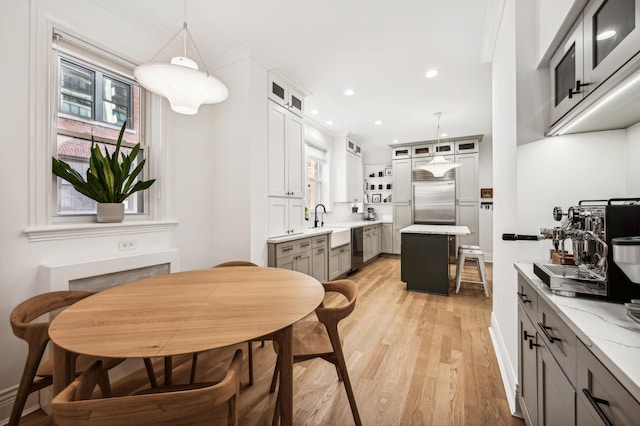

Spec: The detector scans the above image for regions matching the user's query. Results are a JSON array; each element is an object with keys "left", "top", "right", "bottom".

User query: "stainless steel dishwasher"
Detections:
[{"left": 351, "top": 227, "right": 364, "bottom": 271}]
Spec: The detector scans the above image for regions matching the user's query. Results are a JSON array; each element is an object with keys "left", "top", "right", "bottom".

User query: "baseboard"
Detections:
[
  {"left": 0, "top": 384, "right": 40, "bottom": 426},
  {"left": 489, "top": 311, "right": 519, "bottom": 416}
]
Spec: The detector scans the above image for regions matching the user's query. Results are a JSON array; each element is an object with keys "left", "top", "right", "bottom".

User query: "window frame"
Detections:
[
  {"left": 24, "top": 10, "right": 176, "bottom": 241},
  {"left": 52, "top": 34, "right": 149, "bottom": 222},
  {"left": 305, "top": 142, "right": 328, "bottom": 209}
]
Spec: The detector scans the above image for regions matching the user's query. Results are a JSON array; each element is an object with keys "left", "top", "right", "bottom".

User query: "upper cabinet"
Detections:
[
  {"left": 547, "top": 0, "right": 640, "bottom": 135},
  {"left": 268, "top": 73, "right": 305, "bottom": 117},
  {"left": 332, "top": 136, "right": 364, "bottom": 203},
  {"left": 268, "top": 101, "right": 304, "bottom": 198}
]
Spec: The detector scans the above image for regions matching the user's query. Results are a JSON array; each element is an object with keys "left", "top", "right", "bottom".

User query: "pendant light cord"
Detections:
[{"left": 145, "top": 0, "right": 212, "bottom": 76}]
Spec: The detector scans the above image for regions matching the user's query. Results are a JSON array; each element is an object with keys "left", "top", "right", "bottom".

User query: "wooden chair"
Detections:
[
  {"left": 52, "top": 349, "right": 243, "bottom": 426},
  {"left": 190, "top": 260, "right": 266, "bottom": 386},
  {"left": 8, "top": 291, "right": 153, "bottom": 426},
  {"left": 270, "top": 279, "right": 362, "bottom": 426}
]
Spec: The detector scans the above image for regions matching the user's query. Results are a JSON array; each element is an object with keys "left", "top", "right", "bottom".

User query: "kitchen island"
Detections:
[{"left": 400, "top": 225, "right": 470, "bottom": 295}]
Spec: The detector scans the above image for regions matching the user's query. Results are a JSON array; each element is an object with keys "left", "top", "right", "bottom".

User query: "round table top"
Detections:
[{"left": 49, "top": 266, "right": 324, "bottom": 358}]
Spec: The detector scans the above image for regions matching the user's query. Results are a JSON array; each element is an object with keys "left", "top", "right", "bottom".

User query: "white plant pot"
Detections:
[{"left": 97, "top": 203, "right": 125, "bottom": 223}]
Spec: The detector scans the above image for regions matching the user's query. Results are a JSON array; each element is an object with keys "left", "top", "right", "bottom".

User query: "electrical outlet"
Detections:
[{"left": 119, "top": 240, "right": 136, "bottom": 251}]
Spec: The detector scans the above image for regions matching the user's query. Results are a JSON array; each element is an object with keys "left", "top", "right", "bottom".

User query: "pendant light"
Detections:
[
  {"left": 418, "top": 112, "right": 460, "bottom": 177},
  {"left": 134, "top": 1, "right": 229, "bottom": 115}
]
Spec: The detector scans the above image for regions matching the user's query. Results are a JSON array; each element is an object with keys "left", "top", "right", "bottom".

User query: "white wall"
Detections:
[
  {"left": 535, "top": 0, "right": 576, "bottom": 64},
  {"left": 0, "top": 2, "right": 267, "bottom": 420},
  {"left": 516, "top": 131, "right": 627, "bottom": 262},
  {"left": 626, "top": 123, "right": 640, "bottom": 195},
  {"left": 489, "top": 0, "right": 520, "bottom": 412}
]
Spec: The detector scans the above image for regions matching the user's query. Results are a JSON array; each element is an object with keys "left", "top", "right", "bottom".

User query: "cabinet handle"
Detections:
[
  {"left": 528, "top": 339, "right": 540, "bottom": 350},
  {"left": 517, "top": 292, "right": 531, "bottom": 304},
  {"left": 538, "top": 322, "right": 562, "bottom": 343},
  {"left": 317, "top": 239, "right": 325, "bottom": 243},
  {"left": 283, "top": 247, "right": 293, "bottom": 252},
  {"left": 568, "top": 80, "right": 592, "bottom": 99},
  {"left": 582, "top": 389, "right": 614, "bottom": 426},
  {"left": 301, "top": 243, "right": 309, "bottom": 248},
  {"left": 523, "top": 330, "right": 534, "bottom": 341},
  {"left": 317, "top": 248, "right": 325, "bottom": 253}
]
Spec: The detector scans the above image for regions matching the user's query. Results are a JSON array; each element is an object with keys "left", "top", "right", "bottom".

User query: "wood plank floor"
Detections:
[{"left": 22, "top": 256, "right": 523, "bottom": 425}]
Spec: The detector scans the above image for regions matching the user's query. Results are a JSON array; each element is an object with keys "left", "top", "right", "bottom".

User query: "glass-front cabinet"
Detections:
[
  {"left": 550, "top": 18, "right": 585, "bottom": 125},
  {"left": 583, "top": 0, "right": 640, "bottom": 95},
  {"left": 549, "top": 0, "right": 640, "bottom": 126}
]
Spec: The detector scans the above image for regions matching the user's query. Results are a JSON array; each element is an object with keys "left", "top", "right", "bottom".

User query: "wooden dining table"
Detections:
[{"left": 49, "top": 266, "right": 325, "bottom": 426}]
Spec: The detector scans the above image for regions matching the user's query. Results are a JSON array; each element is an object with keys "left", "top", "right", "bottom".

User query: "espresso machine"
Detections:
[{"left": 504, "top": 199, "right": 640, "bottom": 301}]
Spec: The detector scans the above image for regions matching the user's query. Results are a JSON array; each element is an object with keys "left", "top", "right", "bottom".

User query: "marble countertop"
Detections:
[
  {"left": 266, "top": 220, "right": 393, "bottom": 244},
  {"left": 400, "top": 224, "right": 470, "bottom": 235},
  {"left": 515, "top": 262, "right": 640, "bottom": 400}
]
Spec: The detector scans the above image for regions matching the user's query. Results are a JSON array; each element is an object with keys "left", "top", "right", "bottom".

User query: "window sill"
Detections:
[{"left": 24, "top": 220, "right": 178, "bottom": 242}]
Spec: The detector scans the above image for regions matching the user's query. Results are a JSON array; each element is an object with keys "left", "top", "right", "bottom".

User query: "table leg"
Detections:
[
  {"left": 52, "top": 343, "right": 74, "bottom": 395},
  {"left": 164, "top": 356, "right": 173, "bottom": 385},
  {"left": 275, "top": 325, "right": 293, "bottom": 426}
]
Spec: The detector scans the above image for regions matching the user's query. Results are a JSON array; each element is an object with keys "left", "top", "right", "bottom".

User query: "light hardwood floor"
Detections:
[{"left": 23, "top": 256, "right": 523, "bottom": 425}]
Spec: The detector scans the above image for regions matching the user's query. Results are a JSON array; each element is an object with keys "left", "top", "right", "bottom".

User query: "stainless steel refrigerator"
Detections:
[
  {"left": 412, "top": 179, "right": 456, "bottom": 225},
  {"left": 412, "top": 173, "right": 457, "bottom": 262}
]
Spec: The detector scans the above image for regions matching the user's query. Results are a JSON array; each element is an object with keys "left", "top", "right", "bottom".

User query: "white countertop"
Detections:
[
  {"left": 400, "top": 224, "right": 470, "bottom": 235},
  {"left": 266, "top": 220, "right": 392, "bottom": 244},
  {"left": 515, "top": 262, "right": 640, "bottom": 401}
]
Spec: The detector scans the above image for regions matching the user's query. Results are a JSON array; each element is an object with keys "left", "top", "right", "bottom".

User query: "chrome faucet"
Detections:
[{"left": 314, "top": 204, "right": 327, "bottom": 228}]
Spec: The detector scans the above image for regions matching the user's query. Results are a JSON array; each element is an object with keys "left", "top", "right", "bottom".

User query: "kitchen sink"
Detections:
[{"left": 328, "top": 228, "right": 350, "bottom": 248}]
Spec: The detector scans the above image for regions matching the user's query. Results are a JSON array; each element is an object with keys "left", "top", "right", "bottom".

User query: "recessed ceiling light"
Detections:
[
  {"left": 310, "top": 109, "right": 319, "bottom": 115},
  {"left": 344, "top": 89, "right": 355, "bottom": 96},
  {"left": 425, "top": 69, "right": 439, "bottom": 78},
  {"left": 392, "top": 139, "right": 399, "bottom": 143},
  {"left": 326, "top": 120, "right": 334, "bottom": 125},
  {"left": 440, "top": 132, "right": 448, "bottom": 137},
  {"left": 597, "top": 30, "right": 616, "bottom": 40},
  {"left": 374, "top": 120, "right": 382, "bottom": 126}
]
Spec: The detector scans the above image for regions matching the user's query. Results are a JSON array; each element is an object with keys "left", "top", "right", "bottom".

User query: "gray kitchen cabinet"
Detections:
[
  {"left": 455, "top": 153, "right": 478, "bottom": 202},
  {"left": 381, "top": 223, "right": 393, "bottom": 253},
  {"left": 537, "top": 331, "right": 576, "bottom": 426},
  {"left": 392, "top": 204, "right": 412, "bottom": 254},
  {"left": 372, "top": 224, "right": 380, "bottom": 256},
  {"left": 577, "top": 339, "right": 640, "bottom": 425},
  {"left": 392, "top": 158, "right": 412, "bottom": 203},
  {"left": 329, "top": 243, "right": 351, "bottom": 280},
  {"left": 363, "top": 225, "right": 373, "bottom": 262},
  {"left": 518, "top": 304, "right": 538, "bottom": 426},
  {"left": 517, "top": 275, "right": 576, "bottom": 426},
  {"left": 457, "top": 201, "right": 479, "bottom": 247},
  {"left": 311, "top": 235, "right": 328, "bottom": 282},
  {"left": 268, "top": 237, "right": 312, "bottom": 274},
  {"left": 516, "top": 271, "right": 640, "bottom": 425}
]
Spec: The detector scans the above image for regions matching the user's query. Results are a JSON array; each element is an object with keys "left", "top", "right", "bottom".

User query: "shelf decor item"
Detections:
[
  {"left": 481, "top": 188, "right": 493, "bottom": 198},
  {"left": 385, "top": 168, "right": 392, "bottom": 176},
  {"left": 372, "top": 194, "right": 382, "bottom": 203},
  {"left": 51, "top": 121, "right": 156, "bottom": 223}
]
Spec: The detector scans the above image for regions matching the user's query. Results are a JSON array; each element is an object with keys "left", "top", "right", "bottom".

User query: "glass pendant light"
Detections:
[
  {"left": 418, "top": 112, "right": 460, "bottom": 177},
  {"left": 134, "top": 2, "right": 229, "bottom": 115}
]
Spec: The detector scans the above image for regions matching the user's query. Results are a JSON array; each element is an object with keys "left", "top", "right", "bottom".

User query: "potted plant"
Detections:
[{"left": 52, "top": 121, "right": 155, "bottom": 222}]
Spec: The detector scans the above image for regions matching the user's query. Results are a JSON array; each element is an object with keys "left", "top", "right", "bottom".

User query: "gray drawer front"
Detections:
[
  {"left": 517, "top": 276, "right": 537, "bottom": 320},
  {"left": 577, "top": 340, "right": 640, "bottom": 425},
  {"left": 537, "top": 297, "right": 577, "bottom": 386},
  {"left": 276, "top": 237, "right": 311, "bottom": 258},
  {"left": 312, "top": 235, "right": 327, "bottom": 248}
]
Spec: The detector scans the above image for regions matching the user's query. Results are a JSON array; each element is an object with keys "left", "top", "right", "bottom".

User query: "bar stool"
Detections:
[{"left": 455, "top": 246, "right": 490, "bottom": 298}]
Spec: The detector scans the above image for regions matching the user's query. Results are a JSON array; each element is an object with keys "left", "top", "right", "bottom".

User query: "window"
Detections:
[
  {"left": 53, "top": 32, "right": 146, "bottom": 218},
  {"left": 306, "top": 144, "right": 326, "bottom": 208}
]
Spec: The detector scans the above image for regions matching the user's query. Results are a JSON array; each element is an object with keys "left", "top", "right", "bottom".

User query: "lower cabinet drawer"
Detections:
[
  {"left": 537, "top": 297, "right": 577, "bottom": 386},
  {"left": 312, "top": 235, "right": 328, "bottom": 248},
  {"left": 517, "top": 276, "right": 537, "bottom": 320},
  {"left": 577, "top": 339, "right": 640, "bottom": 425}
]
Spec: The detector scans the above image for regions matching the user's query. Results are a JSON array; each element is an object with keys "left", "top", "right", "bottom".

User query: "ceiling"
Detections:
[{"left": 106, "top": 0, "right": 493, "bottom": 151}]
